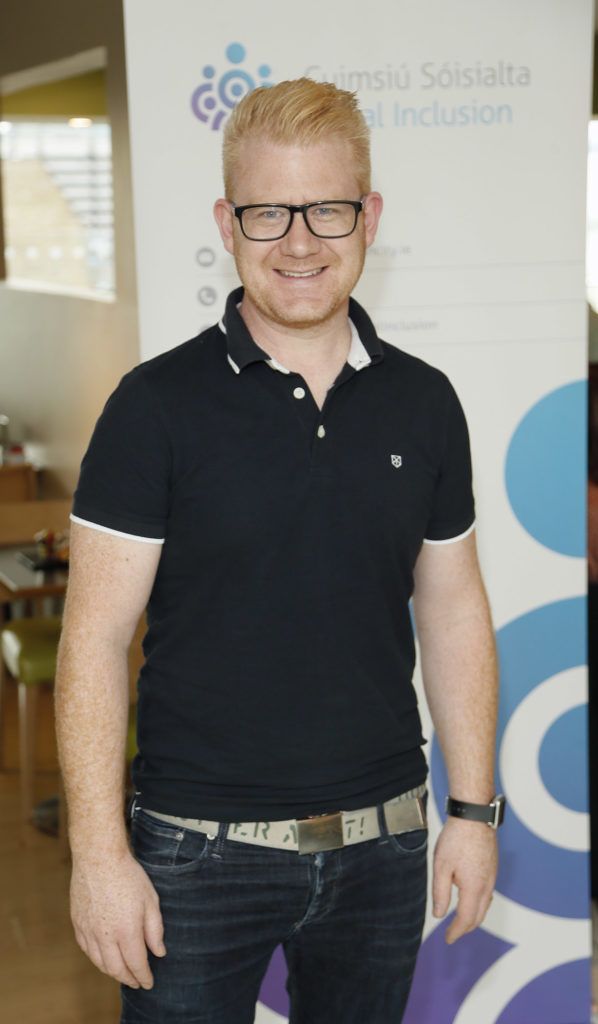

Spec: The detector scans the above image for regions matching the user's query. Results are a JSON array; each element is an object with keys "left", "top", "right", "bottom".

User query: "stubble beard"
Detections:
[
  {"left": 246, "top": 291, "right": 342, "bottom": 331},
  {"left": 233, "top": 247, "right": 366, "bottom": 332}
]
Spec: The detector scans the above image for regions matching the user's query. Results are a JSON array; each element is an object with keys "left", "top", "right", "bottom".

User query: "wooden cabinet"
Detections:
[
  {"left": 0, "top": 499, "right": 71, "bottom": 547},
  {"left": 0, "top": 464, "right": 37, "bottom": 501}
]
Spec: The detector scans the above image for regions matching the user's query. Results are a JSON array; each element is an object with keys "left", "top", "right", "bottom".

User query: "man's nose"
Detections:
[{"left": 278, "top": 211, "right": 321, "bottom": 257}]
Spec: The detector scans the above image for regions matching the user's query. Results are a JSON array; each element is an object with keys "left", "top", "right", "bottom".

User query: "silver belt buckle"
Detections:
[
  {"left": 384, "top": 795, "right": 427, "bottom": 834},
  {"left": 297, "top": 811, "right": 344, "bottom": 854}
]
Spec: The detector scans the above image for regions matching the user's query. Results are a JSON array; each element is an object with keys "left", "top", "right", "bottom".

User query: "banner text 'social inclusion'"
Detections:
[{"left": 363, "top": 99, "right": 513, "bottom": 128}]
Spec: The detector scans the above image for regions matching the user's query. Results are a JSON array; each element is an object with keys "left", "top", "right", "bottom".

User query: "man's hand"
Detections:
[
  {"left": 70, "top": 849, "right": 167, "bottom": 989},
  {"left": 432, "top": 817, "right": 498, "bottom": 944}
]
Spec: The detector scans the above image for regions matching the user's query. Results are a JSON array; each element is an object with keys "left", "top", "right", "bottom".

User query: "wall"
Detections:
[
  {"left": 2, "top": 70, "right": 107, "bottom": 118},
  {"left": 0, "top": 0, "right": 139, "bottom": 497}
]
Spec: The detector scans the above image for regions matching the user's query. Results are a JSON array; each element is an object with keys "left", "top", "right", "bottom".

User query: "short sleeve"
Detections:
[
  {"left": 71, "top": 368, "right": 171, "bottom": 542},
  {"left": 423, "top": 379, "right": 476, "bottom": 544}
]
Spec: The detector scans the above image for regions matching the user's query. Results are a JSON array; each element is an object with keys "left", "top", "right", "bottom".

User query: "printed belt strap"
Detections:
[{"left": 140, "top": 783, "right": 427, "bottom": 854}]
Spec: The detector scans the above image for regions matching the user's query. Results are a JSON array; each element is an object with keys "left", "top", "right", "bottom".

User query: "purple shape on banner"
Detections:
[
  {"left": 403, "top": 916, "right": 513, "bottom": 1024},
  {"left": 190, "top": 82, "right": 215, "bottom": 124},
  {"left": 496, "top": 958, "right": 591, "bottom": 1024},
  {"left": 258, "top": 943, "right": 289, "bottom": 1018}
]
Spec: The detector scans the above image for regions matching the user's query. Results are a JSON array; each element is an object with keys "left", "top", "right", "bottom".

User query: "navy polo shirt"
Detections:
[{"left": 71, "top": 286, "right": 475, "bottom": 821}]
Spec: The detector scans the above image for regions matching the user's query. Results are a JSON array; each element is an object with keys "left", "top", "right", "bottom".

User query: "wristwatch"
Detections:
[{"left": 445, "top": 794, "right": 506, "bottom": 829}]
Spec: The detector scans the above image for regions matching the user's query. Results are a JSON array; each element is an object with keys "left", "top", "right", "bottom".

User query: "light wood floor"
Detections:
[
  {"left": 3, "top": 672, "right": 597, "bottom": 1023},
  {"left": 0, "top": 679, "right": 121, "bottom": 1023}
]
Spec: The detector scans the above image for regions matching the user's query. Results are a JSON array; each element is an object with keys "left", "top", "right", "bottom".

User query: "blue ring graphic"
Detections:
[
  {"left": 431, "top": 596, "right": 589, "bottom": 918},
  {"left": 539, "top": 705, "right": 587, "bottom": 812},
  {"left": 218, "top": 69, "right": 255, "bottom": 109}
]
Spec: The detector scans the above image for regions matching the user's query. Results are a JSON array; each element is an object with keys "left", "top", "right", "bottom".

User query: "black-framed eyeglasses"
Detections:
[{"left": 231, "top": 199, "right": 365, "bottom": 241}]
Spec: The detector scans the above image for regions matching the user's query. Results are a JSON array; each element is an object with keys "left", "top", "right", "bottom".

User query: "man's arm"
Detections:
[
  {"left": 54, "top": 521, "right": 164, "bottom": 989},
  {"left": 412, "top": 530, "right": 498, "bottom": 944}
]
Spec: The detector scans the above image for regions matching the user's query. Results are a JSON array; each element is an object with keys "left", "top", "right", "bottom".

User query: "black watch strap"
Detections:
[{"left": 445, "top": 794, "right": 506, "bottom": 829}]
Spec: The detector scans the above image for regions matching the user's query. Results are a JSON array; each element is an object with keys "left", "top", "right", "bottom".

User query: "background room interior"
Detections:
[{"left": 0, "top": 1, "right": 594, "bottom": 1022}]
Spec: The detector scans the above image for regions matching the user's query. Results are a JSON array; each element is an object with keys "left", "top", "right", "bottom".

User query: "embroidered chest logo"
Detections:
[{"left": 390, "top": 454, "right": 403, "bottom": 468}]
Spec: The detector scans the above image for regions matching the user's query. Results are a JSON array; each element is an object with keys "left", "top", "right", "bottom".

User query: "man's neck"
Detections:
[{"left": 238, "top": 296, "right": 352, "bottom": 376}]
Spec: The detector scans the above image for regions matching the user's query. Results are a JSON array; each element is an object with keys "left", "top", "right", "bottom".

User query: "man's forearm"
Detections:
[
  {"left": 54, "top": 629, "right": 131, "bottom": 861},
  {"left": 416, "top": 594, "right": 498, "bottom": 804}
]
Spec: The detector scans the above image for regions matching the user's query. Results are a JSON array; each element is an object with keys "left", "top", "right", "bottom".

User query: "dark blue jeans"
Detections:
[{"left": 120, "top": 795, "right": 428, "bottom": 1024}]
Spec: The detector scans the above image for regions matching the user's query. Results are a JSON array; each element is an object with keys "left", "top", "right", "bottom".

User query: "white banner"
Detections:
[{"left": 123, "top": 2, "right": 593, "bottom": 1020}]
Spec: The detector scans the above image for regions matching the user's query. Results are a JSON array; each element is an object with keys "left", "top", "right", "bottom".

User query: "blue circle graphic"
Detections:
[
  {"left": 505, "top": 380, "right": 586, "bottom": 556},
  {"left": 539, "top": 705, "right": 588, "bottom": 812},
  {"left": 202, "top": 65, "right": 215, "bottom": 79},
  {"left": 258, "top": 64, "right": 271, "bottom": 78},
  {"left": 431, "top": 596, "right": 589, "bottom": 917},
  {"left": 226, "top": 42, "right": 246, "bottom": 64}
]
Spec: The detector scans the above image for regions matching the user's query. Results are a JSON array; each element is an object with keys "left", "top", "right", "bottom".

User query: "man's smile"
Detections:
[{"left": 274, "top": 267, "right": 327, "bottom": 278}]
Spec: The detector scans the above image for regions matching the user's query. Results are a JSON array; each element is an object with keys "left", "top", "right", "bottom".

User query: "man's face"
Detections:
[{"left": 214, "top": 138, "right": 382, "bottom": 331}]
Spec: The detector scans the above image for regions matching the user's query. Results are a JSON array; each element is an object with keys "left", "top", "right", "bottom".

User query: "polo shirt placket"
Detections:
[{"left": 220, "top": 304, "right": 377, "bottom": 477}]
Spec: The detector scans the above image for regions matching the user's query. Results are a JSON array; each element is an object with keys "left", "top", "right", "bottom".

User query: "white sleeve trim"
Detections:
[
  {"left": 69, "top": 513, "right": 165, "bottom": 544},
  {"left": 423, "top": 520, "right": 476, "bottom": 545}
]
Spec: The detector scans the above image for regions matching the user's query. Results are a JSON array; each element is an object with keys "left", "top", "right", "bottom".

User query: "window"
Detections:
[{"left": 0, "top": 58, "right": 114, "bottom": 299}]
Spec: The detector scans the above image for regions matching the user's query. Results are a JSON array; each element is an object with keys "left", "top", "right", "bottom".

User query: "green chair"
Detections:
[
  {"left": 0, "top": 616, "right": 62, "bottom": 836},
  {"left": 0, "top": 616, "right": 140, "bottom": 850}
]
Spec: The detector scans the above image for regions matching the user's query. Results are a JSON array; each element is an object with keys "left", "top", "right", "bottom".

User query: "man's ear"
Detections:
[
  {"left": 363, "top": 191, "right": 383, "bottom": 248},
  {"left": 213, "top": 199, "right": 235, "bottom": 255}
]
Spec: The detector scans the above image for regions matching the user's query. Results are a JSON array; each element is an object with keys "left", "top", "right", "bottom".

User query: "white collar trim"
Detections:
[
  {"left": 219, "top": 312, "right": 371, "bottom": 375},
  {"left": 346, "top": 318, "right": 372, "bottom": 372},
  {"left": 266, "top": 353, "right": 291, "bottom": 374},
  {"left": 265, "top": 319, "right": 371, "bottom": 375}
]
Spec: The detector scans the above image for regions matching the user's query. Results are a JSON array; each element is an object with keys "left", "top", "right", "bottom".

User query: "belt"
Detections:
[{"left": 140, "top": 783, "right": 427, "bottom": 855}]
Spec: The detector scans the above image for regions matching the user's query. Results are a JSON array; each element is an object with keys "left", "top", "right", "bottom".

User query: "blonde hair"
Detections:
[{"left": 222, "top": 77, "right": 371, "bottom": 198}]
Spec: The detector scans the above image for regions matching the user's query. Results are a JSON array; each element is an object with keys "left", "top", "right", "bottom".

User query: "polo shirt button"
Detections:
[
  {"left": 293, "top": 386, "right": 306, "bottom": 399},
  {"left": 317, "top": 425, "right": 326, "bottom": 438}
]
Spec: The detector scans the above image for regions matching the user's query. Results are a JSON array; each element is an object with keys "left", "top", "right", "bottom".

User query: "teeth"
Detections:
[{"left": 278, "top": 268, "right": 322, "bottom": 278}]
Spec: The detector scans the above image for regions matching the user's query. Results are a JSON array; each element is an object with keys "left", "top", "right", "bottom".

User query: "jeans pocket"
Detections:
[
  {"left": 386, "top": 827, "right": 428, "bottom": 856},
  {"left": 131, "top": 810, "right": 211, "bottom": 874}
]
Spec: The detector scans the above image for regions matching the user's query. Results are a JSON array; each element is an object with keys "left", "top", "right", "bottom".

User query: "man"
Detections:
[{"left": 55, "top": 78, "right": 503, "bottom": 1024}]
